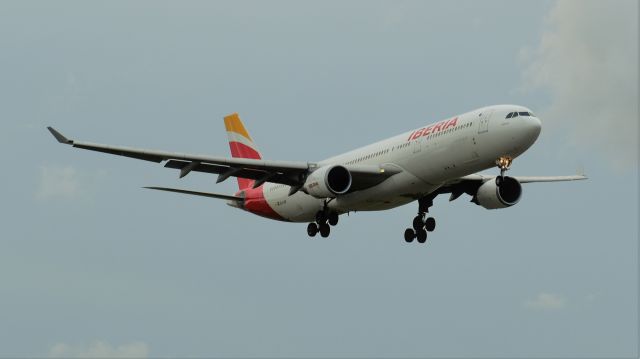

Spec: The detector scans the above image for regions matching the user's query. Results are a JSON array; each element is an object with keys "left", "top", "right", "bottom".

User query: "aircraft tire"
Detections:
[
  {"left": 412, "top": 215, "right": 424, "bottom": 231},
  {"left": 319, "top": 223, "right": 331, "bottom": 238},
  {"left": 328, "top": 212, "right": 339, "bottom": 226},
  {"left": 307, "top": 223, "right": 318, "bottom": 237},
  {"left": 416, "top": 229, "right": 427, "bottom": 243},
  {"left": 425, "top": 217, "right": 436, "bottom": 232},
  {"left": 404, "top": 228, "right": 415, "bottom": 243}
]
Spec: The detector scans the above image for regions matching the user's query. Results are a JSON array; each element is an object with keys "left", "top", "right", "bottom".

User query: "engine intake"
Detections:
[
  {"left": 303, "top": 165, "right": 352, "bottom": 198},
  {"left": 474, "top": 176, "right": 522, "bottom": 209}
]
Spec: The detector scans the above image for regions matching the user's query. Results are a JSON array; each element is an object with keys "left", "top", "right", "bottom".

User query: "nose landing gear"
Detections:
[
  {"left": 495, "top": 156, "right": 513, "bottom": 185},
  {"left": 404, "top": 197, "right": 436, "bottom": 244}
]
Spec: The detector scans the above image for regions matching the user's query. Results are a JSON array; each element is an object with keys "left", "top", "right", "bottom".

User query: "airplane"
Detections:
[{"left": 47, "top": 104, "right": 586, "bottom": 243}]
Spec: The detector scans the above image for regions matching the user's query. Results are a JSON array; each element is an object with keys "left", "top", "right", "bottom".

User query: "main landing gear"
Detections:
[
  {"left": 307, "top": 204, "right": 339, "bottom": 238},
  {"left": 404, "top": 197, "right": 436, "bottom": 244}
]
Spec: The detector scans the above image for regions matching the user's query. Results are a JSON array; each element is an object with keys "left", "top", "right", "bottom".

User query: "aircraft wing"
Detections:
[
  {"left": 446, "top": 173, "right": 587, "bottom": 184},
  {"left": 436, "top": 173, "right": 587, "bottom": 201},
  {"left": 48, "top": 127, "right": 310, "bottom": 187},
  {"left": 47, "top": 127, "right": 401, "bottom": 193},
  {"left": 507, "top": 175, "right": 587, "bottom": 183}
]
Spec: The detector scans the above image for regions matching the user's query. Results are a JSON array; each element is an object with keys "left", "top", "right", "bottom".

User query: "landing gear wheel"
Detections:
[
  {"left": 405, "top": 196, "right": 437, "bottom": 243},
  {"left": 412, "top": 215, "right": 424, "bottom": 231},
  {"left": 416, "top": 229, "right": 427, "bottom": 243},
  {"left": 404, "top": 228, "right": 415, "bottom": 243},
  {"left": 307, "top": 223, "right": 318, "bottom": 237},
  {"left": 315, "top": 211, "right": 326, "bottom": 224},
  {"left": 319, "top": 223, "right": 330, "bottom": 238},
  {"left": 425, "top": 217, "right": 436, "bottom": 232},
  {"left": 328, "top": 212, "right": 339, "bottom": 226}
]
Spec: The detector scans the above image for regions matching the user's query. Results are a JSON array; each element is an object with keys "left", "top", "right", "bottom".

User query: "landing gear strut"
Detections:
[
  {"left": 308, "top": 202, "right": 339, "bottom": 238},
  {"left": 404, "top": 196, "right": 436, "bottom": 244}
]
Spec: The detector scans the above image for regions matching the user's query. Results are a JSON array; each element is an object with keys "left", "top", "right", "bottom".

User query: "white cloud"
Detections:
[
  {"left": 521, "top": 0, "right": 639, "bottom": 170},
  {"left": 49, "top": 341, "right": 149, "bottom": 359},
  {"left": 524, "top": 292, "right": 567, "bottom": 310}
]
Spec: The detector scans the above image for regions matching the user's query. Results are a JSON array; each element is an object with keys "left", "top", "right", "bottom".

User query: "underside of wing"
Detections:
[
  {"left": 164, "top": 160, "right": 303, "bottom": 186},
  {"left": 143, "top": 186, "right": 243, "bottom": 201},
  {"left": 347, "top": 164, "right": 404, "bottom": 192}
]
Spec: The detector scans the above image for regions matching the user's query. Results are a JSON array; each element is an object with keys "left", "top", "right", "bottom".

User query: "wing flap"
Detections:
[{"left": 164, "top": 160, "right": 302, "bottom": 186}]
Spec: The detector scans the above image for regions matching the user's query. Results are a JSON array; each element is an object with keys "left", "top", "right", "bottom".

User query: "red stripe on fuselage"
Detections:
[
  {"left": 237, "top": 186, "right": 288, "bottom": 222},
  {"left": 228, "top": 141, "right": 261, "bottom": 190}
]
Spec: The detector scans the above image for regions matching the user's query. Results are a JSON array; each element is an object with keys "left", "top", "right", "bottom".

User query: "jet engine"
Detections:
[
  {"left": 303, "top": 165, "right": 352, "bottom": 198},
  {"left": 474, "top": 176, "right": 522, "bottom": 209}
]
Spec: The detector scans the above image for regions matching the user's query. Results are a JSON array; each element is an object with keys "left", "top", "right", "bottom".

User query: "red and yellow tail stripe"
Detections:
[{"left": 224, "top": 113, "right": 262, "bottom": 190}]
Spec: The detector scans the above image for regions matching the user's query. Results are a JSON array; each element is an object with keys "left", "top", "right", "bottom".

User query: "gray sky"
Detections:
[{"left": 0, "top": 1, "right": 638, "bottom": 357}]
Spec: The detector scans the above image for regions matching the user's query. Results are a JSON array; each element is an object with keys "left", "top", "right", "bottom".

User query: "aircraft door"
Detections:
[{"left": 477, "top": 109, "right": 493, "bottom": 134}]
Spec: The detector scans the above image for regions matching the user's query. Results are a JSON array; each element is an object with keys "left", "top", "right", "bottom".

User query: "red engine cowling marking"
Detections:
[{"left": 237, "top": 186, "right": 289, "bottom": 222}]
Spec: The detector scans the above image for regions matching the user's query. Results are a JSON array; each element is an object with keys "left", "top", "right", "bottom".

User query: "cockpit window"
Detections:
[{"left": 506, "top": 111, "right": 536, "bottom": 119}]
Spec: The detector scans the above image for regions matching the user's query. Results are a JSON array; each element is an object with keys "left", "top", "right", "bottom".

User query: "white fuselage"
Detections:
[{"left": 258, "top": 105, "right": 542, "bottom": 222}]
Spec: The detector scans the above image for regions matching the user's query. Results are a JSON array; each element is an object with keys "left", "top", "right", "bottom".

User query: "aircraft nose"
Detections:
[
  {"left": 526, "top": 115, "right": 542, "bottom": 141},
  {"left": 530, "top": 115, "right": 541, "bottom": 133}
]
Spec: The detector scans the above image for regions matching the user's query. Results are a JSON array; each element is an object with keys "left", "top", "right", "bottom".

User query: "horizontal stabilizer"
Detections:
[{"left": 143, "top": 186, "right": 243, "bottom": 201}]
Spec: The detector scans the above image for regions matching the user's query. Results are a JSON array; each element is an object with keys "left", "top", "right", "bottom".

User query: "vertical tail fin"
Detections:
[{"left": 224, "top": 113, "right": 262, "bottom": 190}]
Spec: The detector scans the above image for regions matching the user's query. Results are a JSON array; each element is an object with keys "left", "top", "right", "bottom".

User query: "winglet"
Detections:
[{"left": 47, "top": 127, "right": 73, "bottom": 144}]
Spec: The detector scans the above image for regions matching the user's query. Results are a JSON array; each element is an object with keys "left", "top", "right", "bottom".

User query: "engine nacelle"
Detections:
[
  {"left": 303, "top": 165, "right": 352, "bottom": 198},
  {"left": 475, "top": 176, "right": 522, "bottom": 209}
]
